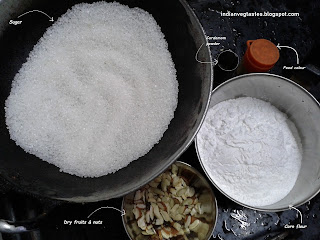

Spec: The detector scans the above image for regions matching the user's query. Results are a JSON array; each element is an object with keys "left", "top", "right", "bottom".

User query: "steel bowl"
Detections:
[
  {"left": 122, "top": 161, "right": 218, "bottom": 240},
  {"left": 196, "top": 73, "right": 320, "bottom": 212}
]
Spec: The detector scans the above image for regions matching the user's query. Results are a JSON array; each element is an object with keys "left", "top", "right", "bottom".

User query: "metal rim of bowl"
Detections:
[
  {"left": 195, "top": 72, "right": 320, "bottom": 212},
  {"left": 121, "top": 161, "right": 218, "bottom": 240}
]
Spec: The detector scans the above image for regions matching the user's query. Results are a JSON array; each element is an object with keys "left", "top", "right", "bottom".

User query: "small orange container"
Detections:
[{"left": 243, "top": 39, "right": 280, "bottom": 73}]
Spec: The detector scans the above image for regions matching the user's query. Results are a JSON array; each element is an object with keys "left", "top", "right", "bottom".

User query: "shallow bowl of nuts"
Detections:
[{"left": 122, "top": 161, "right": 217, "bottom": 240}]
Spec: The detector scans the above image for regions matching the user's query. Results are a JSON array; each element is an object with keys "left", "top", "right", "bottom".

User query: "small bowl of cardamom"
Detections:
[{"left": 122, "top": 161, "right": 217, "bottom": 240}]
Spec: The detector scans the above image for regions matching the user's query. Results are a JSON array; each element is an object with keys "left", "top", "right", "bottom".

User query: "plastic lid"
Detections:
[{"left": 247, "top": 39, "right": 280, "bottom": 68}]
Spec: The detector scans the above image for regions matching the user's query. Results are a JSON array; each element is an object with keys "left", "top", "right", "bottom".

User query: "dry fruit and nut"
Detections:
[{"left": 132, "top": 164, "right": 211, "bottom": 240}]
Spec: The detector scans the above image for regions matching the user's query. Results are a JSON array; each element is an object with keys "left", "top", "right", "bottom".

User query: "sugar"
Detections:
[
  {"left": 5, "top": 2, "right": 178, "bottom": 178},
  {"left": 197, "top": 97, "right": 302, "bottom": 207}
]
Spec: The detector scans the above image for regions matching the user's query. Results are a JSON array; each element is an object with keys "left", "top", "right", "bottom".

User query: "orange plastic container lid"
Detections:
[{"left": 246, "top": 39, "right": 280, "bottom": 69}]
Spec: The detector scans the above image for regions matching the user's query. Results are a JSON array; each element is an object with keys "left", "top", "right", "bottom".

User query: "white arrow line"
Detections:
[
  {"left": 87, "top": 206, "right": 126, "bottom": 218},
  {"left": 277, "top": 43, "right": 299, "bottom": 65},
  {"left": 195, "top": 43, "right": 218, "bottom": 65},
  {"left": 289, "top": 205, "right": 303, "bottom": 224},
  {"left": 17, "top": 10, "right": 54, "bottom": 22}
]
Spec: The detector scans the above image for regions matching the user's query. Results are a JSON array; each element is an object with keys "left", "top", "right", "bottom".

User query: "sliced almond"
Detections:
[
  {"left": 184, "top": 208, "right": 191, "bottom": 215},
  {"left": 189, "top": 219, "right": 200, "bottom": 230},
  {"left": 178, "top": 205, "right": 185, "bottom": 215},
  {"left": 171, "top": 164, "right": 178, "bottom": 175},
  {"left": 132, "top": 207, "right": 142, "bottom": 219},
  {"left": 170, "top": 204, "right": 179, "bottom": 214},
  {"left": 160, "top": 209, "right": 172, "bottom": 222},
  {"left": 186, "top": 187, "right": 195, "bottom": 198},
  {"left": 185, "top": 215, "right": 191, "bottom": 228},
  {"left": 161, "top": 178, "right": 170, "bottom": 192},
  {"left": 136, "top": 203, "right": 146, "bottom": 209},
  {"left": 173, "top": 222, "right": 182, "bottom": 231},
  {"left": 149, "top": 205, "right": 154, "bottom": 220},
  {"left": 172, "top": 176, "right": 180, "bottom": 187},
  {"left": 182, "top": 198, "right": 193, "bottom": 206},
  {"left": 169, "top": 198, "right": 175, "bottom": 208},
  {"left": 172, "top": 213, "right": 183, "bottom": 221},
  {"left": 155, "top": 218, "right": 164, "bottom": 225},
  {"left": 137, "top": 215, "right": 147, "bottom": 230},
  {"left": 161, "top": 229, "right": 171, "bottom": 239},
  {"left": 176, "top": 187, "right": 187, "bottom": 197},
  {"left": 146, "top": 210, "right": 150, "bottom": 223},
  {"left": 190, "top": 207, "right": 197, "bottom": 216},
  {"left": 153, "top": 204, "right": 161, "bottom": 218},
  {"left": 134, "top": 190, "right": 142, "bottom": 201},
  {"left": 158, "top": 202, "right": 167, "bottom": 211}
]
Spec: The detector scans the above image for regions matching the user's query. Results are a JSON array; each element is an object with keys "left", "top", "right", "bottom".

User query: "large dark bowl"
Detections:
[{"left": 0, "top": 0, "right": 212, "bottom": 202}]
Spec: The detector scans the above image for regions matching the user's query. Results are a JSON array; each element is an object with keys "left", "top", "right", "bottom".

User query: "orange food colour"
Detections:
[{"left": 243, "top": 39, "right": 280, "bottom": 73}]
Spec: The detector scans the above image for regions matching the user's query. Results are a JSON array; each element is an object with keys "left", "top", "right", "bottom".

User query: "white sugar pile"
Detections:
[
  {"left": 197, "top": 97, "right": 302, "bottom": 207},
  {"left": 5, "top": 2, "right": 178, "bottom": 178}
]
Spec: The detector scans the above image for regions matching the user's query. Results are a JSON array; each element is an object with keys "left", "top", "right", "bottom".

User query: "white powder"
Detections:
[
  {"left": 5, "top": 2, "right": 178, "bottom": 178},
  {"left": 197, "top": 97, "right": 302, "bottom": 207}
]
